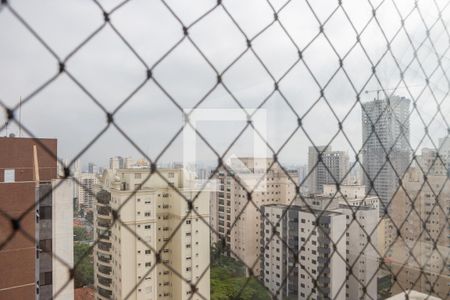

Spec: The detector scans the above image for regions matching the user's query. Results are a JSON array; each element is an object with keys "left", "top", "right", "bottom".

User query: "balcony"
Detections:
[
  {"left": 318, "top": 236, "right": 330, "bottom": 244},
  {"left": 318, "top": 257, "right": 329, "bottom": 264},
  {"left": 318, "top": 246, "right": 330, "bottom": 254},
  {"left": 97, "top": 206, "right": 111, "bottom": 216},
  {"left": 98, "top": 286, "right": 112, "bottom": 298},
  {"left": 98, "top": 241, "right": 111, "bottom": 252},
  {"left": 96, "top": 190, "right": 111, "bottom": 205},
  {"left": 97, "top": 254, "right": 112, "bottom": 263},
  {"left": 97, "top": 274, "right": 112, "bottom": 286},
  {"left": 96, "top": 230, "right": 110, "bottom": 240},
  {"left": 97, "top": 220, "right": 111, "bottom": 228},
  {"left": 98, "top": 265, "right": 112, "bottom": 275}
]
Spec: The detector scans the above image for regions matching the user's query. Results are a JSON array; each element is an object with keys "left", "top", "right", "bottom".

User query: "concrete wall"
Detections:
[{"left": 52, "top": 179, "right": 74, "bottom": 300}]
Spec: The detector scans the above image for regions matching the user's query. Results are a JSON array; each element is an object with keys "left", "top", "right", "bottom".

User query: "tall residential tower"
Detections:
[
  {"left": 94, "top": 167, "right": 210, "bottom": 300},
  {"left": 362, "top": 96, "right": 410, "bottom": 214}
]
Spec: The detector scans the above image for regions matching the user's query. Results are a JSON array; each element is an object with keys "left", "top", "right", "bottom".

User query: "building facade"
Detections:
[
  {"left": 261, "top": 204, "right": 347, "bottom": 300},
  {"left": 94, "top": 167, "right": 210, "bottom": 300},
  {"left": 362, "top": 96, "right": 410, "bottom": 215},
  {"left": 0, "top": 137, "right": 73, "bottom": 300},
  {"left": 261, "top": 185, "right": 380, "bottom": 300},
  {"left": 212, "top": 157, "right": 297, "bottom": 276},
  {"left": 388, "top": 162, "right": 449, "bottom": 299},
  {"left": 308, "top": 146, "right": 349, "bottom": 195},
  {"left": 438, "top": 134, "right": 450, "bottom": 175},
  {"left": 77, "top": 172, "right": 99, "bottom": 209}
]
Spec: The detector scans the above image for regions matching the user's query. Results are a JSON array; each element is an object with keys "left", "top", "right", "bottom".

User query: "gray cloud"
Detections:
[{"left": 1, "top": 0, "right": 449, "bottom": 169}]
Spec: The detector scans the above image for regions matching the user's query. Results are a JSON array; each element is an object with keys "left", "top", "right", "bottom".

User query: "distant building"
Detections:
[
  {"left": 416, "top": 148, "right": 448, "bottom": 176},
  {"left": 361, "top": 96, "right": 411, "bottom": 215},
  {"left": 308, "top": 146, "right": 349, "bottom": 194},
  {"left": 0, "top": 137, "right": 73, "bottom": 300},
  {"left": 388, "top": 162, "right": 449, "bottom": 299},
  {"left": 109, "top": 156, "right": 125, "bottom": 170},
  {"left": 94, "top": 167, "right": 210, "bottom": 300},
  {"left": 77, "top": 172, "right": 99, "bottom": 209},
  {"left": 296, "top": 165, "right": 308, "bottom": 192},
  {"left": 88, "top": 162, "right": 98, "bottom": 174}
]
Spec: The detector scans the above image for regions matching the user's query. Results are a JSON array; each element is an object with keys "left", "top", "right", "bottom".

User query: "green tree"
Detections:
[
  {"left": 211, "top": 244, "right": 270, "bottom": 300},
  {"left": 74, "top": 227, "right": 88, "bottom": 241},
  {"left": 74, "top": 243, "right": 94, "bottom": 288}
]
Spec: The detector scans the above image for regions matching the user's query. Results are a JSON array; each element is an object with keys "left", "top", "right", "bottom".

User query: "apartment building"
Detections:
[
  {"left": 361, "top": 96, "right": 411, "bottom": 215},
  {"left": 261, "top": 185, "right": 380, "bottom": 300},
  {"left": 308, "top": 146, "right": 349, "bottom": 195},
  {"left": 94, "top": 167, "right": 210, "bottom": 300},
  {"left": 261, "top": 204, "right": 347, "bottom": 300},
  {"left": 388, "top": 161, "right": 449, "bottom": 299},
  {"left": 0, "top": 137, "right": 73, "bottom": 300},
  {"left": 212, "top": 157, "right": 297, "bottom": 276},
  {"left": 109, "top": 156, "right": 125, "bottom": 170},
  {"left": 77, "top": 172, "right": 98, "bottom": 209}
]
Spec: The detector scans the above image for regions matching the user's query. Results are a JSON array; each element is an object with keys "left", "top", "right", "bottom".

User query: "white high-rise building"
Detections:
[
  {"left": 261, "top": 204, "right": 347, "bottom": 300},
  {"left": 109, "top": 156, "right": 125, "bottom": 170},
  {"left": 94, "top": 167, "right": 210, "bottom": 300},
  {"left": 261, "top": 185, "right": 380, "bottom": 300},
  {"left": 361, "top": 96, "right": 411, "bottom": 215},
  {"left": 211, "top": 157, "right": 297, "bottom": 276},
  {"left": 308, "top": 146, "right": 349, "bottom": 194},
  {"left": 77, "top": 172, "right": 98, "bottom": 209}
]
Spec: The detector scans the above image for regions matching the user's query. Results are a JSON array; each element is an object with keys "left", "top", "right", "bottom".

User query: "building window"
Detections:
[
  {"left": 39, "top": 272, "right": 52, "bottom": 286},
  {"left": 40, "top": 206, "right": 52, "bottom": 219},
  {"left": 4, "top": 169, "right": 15, "bottom": 182},
  {"left": 39, "top": 239, "right": 52, "bottom": 253},
  {"left": 145, "top": 262, "right": 151, "bottom": 267},
  {"left": 145, "top": 250, "right": 151, "bottom": 254}
]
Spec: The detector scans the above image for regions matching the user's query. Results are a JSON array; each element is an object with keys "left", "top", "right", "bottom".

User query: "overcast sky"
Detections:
[{"left": 1, "top": 0, "right": 449, "bottom": 169}]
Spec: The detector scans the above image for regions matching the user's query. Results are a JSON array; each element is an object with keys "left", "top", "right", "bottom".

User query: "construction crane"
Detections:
[{"left": 365, "top": 84, "right": 422, "bottom": 100}]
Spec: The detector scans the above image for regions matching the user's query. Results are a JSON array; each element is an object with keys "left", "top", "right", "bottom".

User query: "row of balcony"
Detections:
[
  {"left": 97, "top": 190, "right": 111, "bottom": 205},
  {"left": 98, "top": 220, "right": 111, "bottom": 228},
  {"left": 97, "top": 206, "right": 111, "bottom": 216},
  {"left": 97, "top": 274, "right": 112, "bottom": 287},
  {"left": 97, "top": 253, "right": 112, "bottom": 263},
  {"left": 96, "top": 229, "right": 111, "bottom": 240},
  {"left": 98, "top": 265, "right": 112, "bottom": 276},
  {"left": 98, "top": 241, "right": 112, "bottom": 252},
  {"left": 98, "top": 286, "right": 112, "bottom": 298}
]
